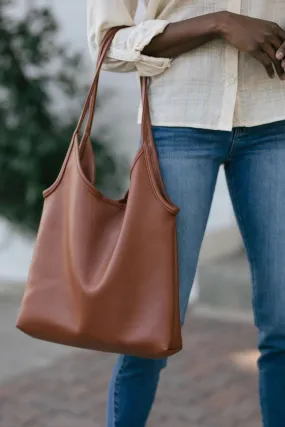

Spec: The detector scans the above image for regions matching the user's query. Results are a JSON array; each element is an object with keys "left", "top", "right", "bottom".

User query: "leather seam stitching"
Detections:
[
  {"left": 130, "top": 147, "right": 144, "bottom": 176},
  {"left": 43, "top": 135, "right": 76, "bottom": 198},
  {"left": 143, "top": 145, "right": 178, "bottom": 215}
]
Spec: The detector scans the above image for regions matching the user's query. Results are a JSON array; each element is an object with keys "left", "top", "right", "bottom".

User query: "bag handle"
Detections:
[
  {"left": 71, "top": 27, "right": 176, "bottom": 213},
  {"left": 74, "top": 27, "right": 122, "bottom": 140},
  {"left": 74, "top": 27, "right": 153, "bottom": 153},
  {"left": 80, "top": 30, "right": 122, "bottom": 143}
]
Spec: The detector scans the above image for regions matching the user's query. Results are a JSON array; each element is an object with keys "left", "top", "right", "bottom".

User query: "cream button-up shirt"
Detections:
[{"left": 87, "top": 1, "right": 285, "bottom": 131}]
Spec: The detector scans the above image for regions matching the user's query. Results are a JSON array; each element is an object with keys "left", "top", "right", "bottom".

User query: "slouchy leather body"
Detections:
[{"left": 16, "top": 28, "right": 182, "bottom": 358}]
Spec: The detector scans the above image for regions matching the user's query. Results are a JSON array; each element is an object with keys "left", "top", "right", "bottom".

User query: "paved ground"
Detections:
[
  {"left": 0, "top": 290, "right": 261, "bottom": 427},
  {"left": 0, "top": 289, "right": 78, "bottom": 383}
]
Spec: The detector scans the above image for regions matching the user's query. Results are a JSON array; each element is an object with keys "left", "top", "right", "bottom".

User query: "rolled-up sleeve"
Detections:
[{"left": 87, "top": 0, "right": 172, "bottom": 76}]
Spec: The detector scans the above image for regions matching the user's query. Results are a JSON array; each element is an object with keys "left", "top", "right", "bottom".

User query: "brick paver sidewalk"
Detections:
[{"left": 0, "top": 315, "right": 261, "bottom": 427}]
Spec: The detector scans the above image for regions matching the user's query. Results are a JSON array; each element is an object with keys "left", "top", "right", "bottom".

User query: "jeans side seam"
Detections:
[
  {"left": 226, "top": 167, "right": 257, "bottom": 316},
  {"left": 112, "top": 356, "right": 128, "bottom": 427}
]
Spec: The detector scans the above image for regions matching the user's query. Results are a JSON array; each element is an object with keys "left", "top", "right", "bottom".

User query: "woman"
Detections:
[{"left": 87, "top": 1, "right": 285, "bottom": 426}]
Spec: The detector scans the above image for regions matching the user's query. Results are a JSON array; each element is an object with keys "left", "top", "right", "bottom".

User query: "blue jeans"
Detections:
[{"left": 107, "top": 121, "right": 285, "bottom": 427}]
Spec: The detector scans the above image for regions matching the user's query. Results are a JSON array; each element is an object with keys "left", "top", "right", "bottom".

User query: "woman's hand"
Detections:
[
  {"left": 276, "top": 42, "right": 285, "bottom": 71},
  {"left": 218, "top": 12, "right": 285, "bottom": 80},
  {"left": 143, "top": 11, "right": 285, "bottom": 79}
]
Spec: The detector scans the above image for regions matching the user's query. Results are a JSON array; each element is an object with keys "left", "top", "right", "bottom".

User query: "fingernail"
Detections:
[{"left": 276, "top": 51, "right": 284, "bottom": 60}]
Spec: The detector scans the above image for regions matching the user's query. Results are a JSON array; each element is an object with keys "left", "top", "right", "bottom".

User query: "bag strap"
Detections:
[
  {"left": 80, "top": 30, "right": 122, "bottom": 142},
  {"left": 71, "top": 27, "right": 175, "bottom": 211},
  {"left": 74, "top": 27, "right": 122, "bottom": 139},
  {"left": 74, "top": 27, "right": 153, "bottom": 154}
]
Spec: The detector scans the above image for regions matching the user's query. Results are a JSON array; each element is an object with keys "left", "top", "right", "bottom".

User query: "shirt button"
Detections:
[{"left": 228, "top": 76, "right": 237, "bottom": 86}]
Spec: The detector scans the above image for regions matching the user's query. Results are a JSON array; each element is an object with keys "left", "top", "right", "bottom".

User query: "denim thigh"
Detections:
[{"left": 152, "top": 125, "right": 228, "bottom": 322}]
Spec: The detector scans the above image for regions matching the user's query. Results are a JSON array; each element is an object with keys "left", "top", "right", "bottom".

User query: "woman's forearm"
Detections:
[{"left": 142, "top": 12, "right": 224, "bottom": 58}]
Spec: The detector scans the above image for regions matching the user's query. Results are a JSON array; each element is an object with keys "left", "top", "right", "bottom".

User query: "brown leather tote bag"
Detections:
[{"left": 16, "top": 28, "right": 182, "bottom": 358}]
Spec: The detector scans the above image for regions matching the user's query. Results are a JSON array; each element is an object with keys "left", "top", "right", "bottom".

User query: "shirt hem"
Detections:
[{"left": 137, "top": 116, "right": 285, "bottom": 132}]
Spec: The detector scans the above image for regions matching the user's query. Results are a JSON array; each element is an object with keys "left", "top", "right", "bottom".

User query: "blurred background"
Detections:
[{"left": 0, "top": 1, "right": 260, "bottom": 426}]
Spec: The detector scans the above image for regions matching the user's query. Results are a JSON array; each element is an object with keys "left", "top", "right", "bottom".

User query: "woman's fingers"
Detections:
[
  {"left": 262, "top": 42, "right": 285, "bottom": 79},
  {"left": 276, "top": 42, "right": 285, "bottom": 73},
  {"left": 276, "top": 41, "right": 285, "bottom": 62},
  {"left": 252, "top": 50, "right": 275, "bottom": 78},
  {"left": 275, "top": 25, "right": 285, "bottom": 45},
  {"left": 270, "top": 34, "right": 283, "bottom": 50},
  {"left": 274, "top": 26, "right": 285, "bottom": 71}
]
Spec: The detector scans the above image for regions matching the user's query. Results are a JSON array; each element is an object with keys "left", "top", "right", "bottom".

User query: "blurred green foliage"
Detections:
[{"left": 0, "top": 0, "right": 125, "bottom": 233}]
